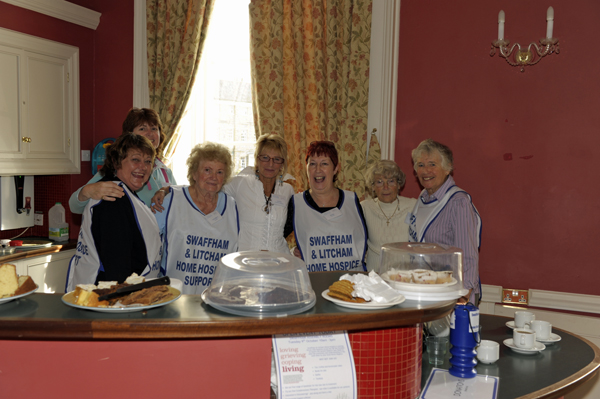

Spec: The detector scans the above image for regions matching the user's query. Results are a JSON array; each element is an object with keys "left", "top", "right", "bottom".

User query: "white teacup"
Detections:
[
  {"left": 530, "top": 320, "right": 552, "bottom": 340},
  {"left": 514, "top": 311, "right": 535, "bottom": 329},
  {"left": 513, "top": 329, "right": 536, "bottom": 349},
  {"left": 477, "top": 340, "right": 500, "bottom": 364}
]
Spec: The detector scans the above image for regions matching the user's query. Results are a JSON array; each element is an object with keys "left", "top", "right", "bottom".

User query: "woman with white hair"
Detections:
[
  {"left": 153, "top": 142, "right": 239, "bottom": 294},
  {"left": 361, "top": 160, "right": 416, "bottom": 272},
  {"left": 407, "top": 139, "right": 482, "bottom": 304}
]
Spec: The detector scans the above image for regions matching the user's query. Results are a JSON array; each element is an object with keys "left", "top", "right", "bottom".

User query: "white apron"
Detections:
[
  {"left": 162, "top": 187, "right": 239, "bottom": 294},
  {"left": 294, "top": 190, "right": 367, "bottom": 273},
  {"left": 406, "top": 186, "right": 481, "bottom": 247},
  {"left": 65, "top": 182, "right": 162, "bottom": 292}
]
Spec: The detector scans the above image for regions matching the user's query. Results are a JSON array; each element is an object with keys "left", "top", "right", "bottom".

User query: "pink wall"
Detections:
[
  {"left": 395, "top": 1, "right": 600, "bottom": 296},
  {"left": 0, "top": 1, "right": 134, "bottom": 239},
  {"left": 1, "top": 338, "right": 272, "bottom": 398}
]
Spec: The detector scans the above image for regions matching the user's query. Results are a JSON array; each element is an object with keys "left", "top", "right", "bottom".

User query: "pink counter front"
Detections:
[{"left": 0, "top": 272, "right": 451, "bottom": 399}]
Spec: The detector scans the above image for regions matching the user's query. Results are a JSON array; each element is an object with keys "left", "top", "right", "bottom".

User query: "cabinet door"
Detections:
[
  {"left": 26, "top": 250, "right": 74, "bottom": 294},
  {"left": 0, "top": 44, "right": 23, "bottom": 159},
  {"left": 11, "top": 259, "right": 27, "bottom": 277},
  {"left": 24, "top": 52, "right": 71, "bottom": 161},
  {"left": 0, "top": 28, "right": 80, "bottom": 176}
]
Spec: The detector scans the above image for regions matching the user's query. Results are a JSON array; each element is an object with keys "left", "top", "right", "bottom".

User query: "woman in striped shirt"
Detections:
[{"left": 406, "top": 139, "right": 482, "bottom": 305}]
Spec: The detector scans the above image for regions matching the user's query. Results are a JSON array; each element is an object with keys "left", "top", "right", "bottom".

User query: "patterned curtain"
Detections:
[
  {"left": 249, "top": 0, "right": 380, "bottom": 199},
  {"left": 147, "top": 0, "right": 214, "bottom": 160}
]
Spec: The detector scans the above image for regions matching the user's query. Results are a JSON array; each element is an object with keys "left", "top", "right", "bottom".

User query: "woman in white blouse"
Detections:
[
  {"left": 222, "top": 134, "right": 294, "bottom": 253},
  {"left": 361, "top": 160, "right": 416, "bottom": 272}
]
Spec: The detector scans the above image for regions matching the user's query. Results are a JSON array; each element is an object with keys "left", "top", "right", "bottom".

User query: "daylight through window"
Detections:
[{"left": 171, "top": 0, "right": 254, "bottom": 184}]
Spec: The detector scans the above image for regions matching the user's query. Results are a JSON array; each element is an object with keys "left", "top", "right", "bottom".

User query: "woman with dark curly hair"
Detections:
[
  {"left": 69, "top": 108, "right": 176, "bottom": 213},
  {"left": 66, "top": 133, "right": 162, "bottom": 291}
]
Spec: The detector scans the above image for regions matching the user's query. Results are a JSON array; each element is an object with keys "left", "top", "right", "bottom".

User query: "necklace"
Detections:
[
  {"left": 377, "top": 198, "right": 399, "bottom": 226},
  {"left": 263, "top": 192, "right": 272, "bottom": 214},
  {"left": 262, "top": 180, "right": 276, "bottom": 215}
]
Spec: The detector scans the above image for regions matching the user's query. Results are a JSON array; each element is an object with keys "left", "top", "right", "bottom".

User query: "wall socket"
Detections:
[
  {"left": 502, "top": 288, "right": 529, "bottom": 305},
  {"left": 34, "top": 212, "right": 43, "bottom": 226}
]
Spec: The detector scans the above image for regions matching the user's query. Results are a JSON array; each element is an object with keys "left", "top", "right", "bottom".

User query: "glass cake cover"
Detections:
[
  {"left": 378, "top": 242, "right": 467, "bottom": 300},
  {"left": 202, "top": 251, "right": 316, "bottom": 317}
]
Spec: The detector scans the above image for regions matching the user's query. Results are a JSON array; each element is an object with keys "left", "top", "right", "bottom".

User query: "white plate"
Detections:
[
  {"left": 383, "top": 274, "right": 457, "bottom": 292},
  {"left": 322, "top": 290, "right": 405, "bottom": 309},
  {"left": 0, "top": 284, "right": 38, "bottom": 305},
  {"left": 395, "top": 287, "right": 469, "bottom": 301},
  {"left": 537, "top": 333, "right": 561, "bottom": 345},
  {"left": 503, "top": 338, "right": 545, "bottom": 354},
  {"left": 61, "top": 286, "right": 181, "bottom": 313}
]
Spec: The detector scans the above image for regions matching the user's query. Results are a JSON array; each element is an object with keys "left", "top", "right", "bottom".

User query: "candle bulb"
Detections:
[
  {"left": 498, "top": 10, "right": 505, "bottom": 41},
  {"left": 546, "top": 6, "right": 554, "bottom": 38}
]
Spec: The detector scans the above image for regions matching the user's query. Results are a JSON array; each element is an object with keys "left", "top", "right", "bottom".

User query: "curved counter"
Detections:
[
  {"left": 421, "top": 314, "right": 600, "bottom": 399},
  {"left": 0, "top": 271, "right": 455, "bottom": 340},
  {"left": 0, "top": 271, "right": 454, "bottom": 399}
]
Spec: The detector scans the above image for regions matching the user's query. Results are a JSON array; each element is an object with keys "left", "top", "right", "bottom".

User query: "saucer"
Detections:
[
  {"left": 537, "top": 333, "right": 561, "bottom": 345},
  {"left": 503, "top": 338, "right": 545, "bottom": 355},
  {"left": 506, "top": 320, "right": 531, "bottom": 330}
]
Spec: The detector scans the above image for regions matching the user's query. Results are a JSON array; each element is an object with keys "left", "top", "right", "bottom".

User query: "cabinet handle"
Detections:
[{"left": 22, "top": 137, "right": 31, "bottom": 143}]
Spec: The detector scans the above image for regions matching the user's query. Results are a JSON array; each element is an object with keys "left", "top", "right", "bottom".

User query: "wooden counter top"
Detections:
[
  {"left": 0, "top": 239, "right": 76, "bottom": 263},
  {"left": 0, "top": 271, "right": 456, "bottom": 340}
]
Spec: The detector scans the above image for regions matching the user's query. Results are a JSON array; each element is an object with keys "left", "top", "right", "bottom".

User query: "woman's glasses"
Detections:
[
  {"left": 258, "top": 155, "right": 284, "bottom": 164},
  {"left": 373, "top": 178, "right": 398, "bottom": 187}
]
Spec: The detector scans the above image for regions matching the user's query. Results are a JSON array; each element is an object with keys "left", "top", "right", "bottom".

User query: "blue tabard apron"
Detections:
[
  {"left": 406, "top": 186, "right": 481, "bottom": 246},
  {"left": 162, "top": 186, "right": 239, "bottom": 295},
  {"left": 294, "top": 190, "right": 367, "bottom": 273},
  {"left": 406, "top": 185, "right": 482, "bottom": 301}
]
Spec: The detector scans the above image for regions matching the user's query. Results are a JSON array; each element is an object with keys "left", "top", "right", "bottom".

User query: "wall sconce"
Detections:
[{"left": 490, "top": 7, "right": 559, "bottom": 72}]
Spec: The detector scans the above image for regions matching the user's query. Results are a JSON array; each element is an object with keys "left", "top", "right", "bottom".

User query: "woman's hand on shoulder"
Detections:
[
  {"left": 78, "top": 181, "right": 124, "bottom": 202},
  {"left": 290, "top": 246, "right": 302, "bottom": 259},
  {"left": 151, "top": 186, "right": 171, "bottom": 213}
]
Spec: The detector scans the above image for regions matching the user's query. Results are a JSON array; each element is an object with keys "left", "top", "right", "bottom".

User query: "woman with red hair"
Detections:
[{"left": 284, "top": 141, "right": 367, "bottom": 273}]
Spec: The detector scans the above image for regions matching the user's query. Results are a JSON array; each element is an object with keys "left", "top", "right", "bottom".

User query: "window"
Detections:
[
  {"left": 150, "top": 0, "right": 399, "bottom": 184},
  {"left": 171, "top": 0, "right": 254, "bottom": 184}
]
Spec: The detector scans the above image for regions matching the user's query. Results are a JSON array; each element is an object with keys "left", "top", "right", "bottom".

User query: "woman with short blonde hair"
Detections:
[{"left": 223, "top": 133, "right": 295, "bottom": 253}]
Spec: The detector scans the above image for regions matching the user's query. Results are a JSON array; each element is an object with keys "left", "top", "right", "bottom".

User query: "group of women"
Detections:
[{"left": 65, "top": 108, "right": 481, "bottom": 304}]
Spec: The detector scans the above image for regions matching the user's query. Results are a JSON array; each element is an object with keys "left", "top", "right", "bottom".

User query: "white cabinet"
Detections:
[
  {"left": 13, "top": 249, "right": 74, "bottom": 294},
  {"left": 0, "top": 28, "right": 80, "bottom": 176}
]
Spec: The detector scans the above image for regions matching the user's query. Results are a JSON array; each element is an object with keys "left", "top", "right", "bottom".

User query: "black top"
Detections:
[
  {"left": 283, "top": 188, "right": 367, "bottom": 239},
  {"left": 91, "top": 174, "right": 148, "bottom": 283}
]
